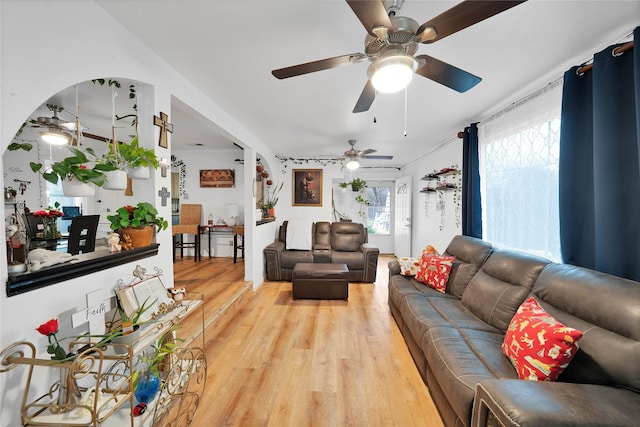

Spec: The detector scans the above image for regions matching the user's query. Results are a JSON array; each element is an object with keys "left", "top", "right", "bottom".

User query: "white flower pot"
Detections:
[
  {"left": 128, "top": 166, "right": 150, "bottom": 180},
  {"left": 62, "top": 180, "right": 95, "bottom": 197},
  {"left": 103, "top": 170, "right": 128, "bottom": 190}
]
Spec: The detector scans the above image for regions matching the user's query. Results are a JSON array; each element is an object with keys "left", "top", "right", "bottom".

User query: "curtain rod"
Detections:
[{"left": 577, "top": 41, "right": 634, "bottom": 74}]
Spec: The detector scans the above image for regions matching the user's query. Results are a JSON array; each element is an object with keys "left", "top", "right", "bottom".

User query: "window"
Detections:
[
  {"left": 366, "top": 186, "right": 391, "bottom": 235},
  {"left": 479, "top": 81, "right": 563, "bottom": 262}
]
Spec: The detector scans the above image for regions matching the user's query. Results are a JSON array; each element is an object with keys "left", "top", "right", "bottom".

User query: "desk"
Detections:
[{"left": 200, "top": 225, "right": 233, "bottom": 258}]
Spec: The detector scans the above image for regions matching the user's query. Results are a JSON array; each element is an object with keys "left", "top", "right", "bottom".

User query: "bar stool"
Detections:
[
  {"left": 172, "top": 204, "right": 202, "bottom": 262},
  {"left": 233, "top": 225, "right": 244, "bottom": 263}
]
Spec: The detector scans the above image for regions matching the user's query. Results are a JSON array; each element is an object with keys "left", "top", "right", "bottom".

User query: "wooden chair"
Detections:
[
  {"left": 67, "top": 215, "right": 100, "bottom": 255},
  {"left": 233, "top": 225, "right": 244, "bottom": 263},
  {"left": 172, "top": 204, "right": 202, "bottom": 262}
]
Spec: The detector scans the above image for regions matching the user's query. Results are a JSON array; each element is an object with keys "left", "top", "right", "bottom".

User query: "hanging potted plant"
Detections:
[
  {"left": 119, "top": 136, "right": 159, "bottom": 179},
  {"left": 30, "top": 148, "right": 115, "bottom": 196},
  {"left": 107, "top": 202, "right": 168, "bottom": 249},
  {"left": 86, "top": 144, "right": 128, "bottom": 190},
  {"left": 264, "top": 182, "right": 282, "bottom": 218}
]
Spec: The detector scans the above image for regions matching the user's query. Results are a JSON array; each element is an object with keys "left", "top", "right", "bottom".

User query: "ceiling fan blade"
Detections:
[
  {"left": 346, "top": 0, "right": 394, "bottom": 37},
  {"left": 359, "top": 148, "right": 377, "bottom": 156},
  {"left": 416, "top": 0, "right": 526, "bottom": 44},
  {"left": 362, "top": 155, "right": 393, "bottom": 160},
  {"left": 272, "top": 53, "right": 365, "bottom": 79},
  {"left": 353, "top": 80, "right": 376, "bottom": 113},
  {"left": 415, "top": 54, "right": 481, "bottom": 93}
]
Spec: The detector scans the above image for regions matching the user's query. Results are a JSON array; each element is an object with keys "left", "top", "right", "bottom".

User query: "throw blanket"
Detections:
[{"left": 286, "top": 219, "right": 312, "bottom": 250}]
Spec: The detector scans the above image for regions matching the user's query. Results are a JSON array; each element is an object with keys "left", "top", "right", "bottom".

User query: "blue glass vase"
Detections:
[{"left": 134, "top": 370, "right": 161, "bottom": 404}]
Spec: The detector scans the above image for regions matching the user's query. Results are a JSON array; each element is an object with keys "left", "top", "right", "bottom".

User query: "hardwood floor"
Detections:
[{"left": 173, "top": 255, "right": 444, "bottom": 427}]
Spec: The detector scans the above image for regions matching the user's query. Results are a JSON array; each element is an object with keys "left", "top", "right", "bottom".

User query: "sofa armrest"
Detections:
[
  {"left": 264, "top": 241, "right": 285, "bottom": 280},
  {"left": 388, "top": 259, "right": 401, "bottom": 277},
  {"left": 361, "top": 243, "right": 379, "bottom": 282},
  {"left": 473, "top": 379, "right": 640, "bottom": 427}
]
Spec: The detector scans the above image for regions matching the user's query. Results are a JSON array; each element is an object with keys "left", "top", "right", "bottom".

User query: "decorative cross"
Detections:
[
  {"left": 71, "top": 290, "right": 114, "bottom": 343},
  {"left": 154, "top": 111, "right": 173, "bottom": 148},
  {"left": 158, "top": 187, "right": 170, "bottom": 207}
]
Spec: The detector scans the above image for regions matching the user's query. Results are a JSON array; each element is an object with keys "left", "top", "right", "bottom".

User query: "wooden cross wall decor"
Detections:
[{"left": 154, "top": 111, "right": 173, "bottom": 148}]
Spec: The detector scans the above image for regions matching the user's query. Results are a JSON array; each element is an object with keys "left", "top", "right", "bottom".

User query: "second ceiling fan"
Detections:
[{"left": 272, "top": 0, "right": 526, "bottom": 113}]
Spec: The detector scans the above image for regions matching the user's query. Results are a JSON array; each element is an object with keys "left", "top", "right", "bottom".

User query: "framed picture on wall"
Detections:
[
  {"left": 199, "top": 169, "right": 235, "bottom": 188},
  {"left": 292, "top": 169, "right": 322, "bottom": 206}
]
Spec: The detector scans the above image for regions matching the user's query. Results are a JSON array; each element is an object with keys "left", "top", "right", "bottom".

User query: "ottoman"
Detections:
[{"left": 292, "top": 263, "right": 349, "bottom": 300}]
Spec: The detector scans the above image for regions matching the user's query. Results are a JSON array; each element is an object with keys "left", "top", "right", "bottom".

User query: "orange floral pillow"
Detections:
[
  {"left": 396, "top": 257, "right": 420, "bottom": 276},
  {"left": 415, "top": 253, "right": 455, "bottom": 293},
  {"left": 502, "top": 297, "right": 583, "bottom": 381}
]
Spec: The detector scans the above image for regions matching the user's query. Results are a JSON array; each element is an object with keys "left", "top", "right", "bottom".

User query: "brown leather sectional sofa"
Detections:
[
  {"left": 388, "top": 235, "right": 640, "bottom": 427},
  {"left": 264, "top": 220, "right": 379, "bottom": 282}
]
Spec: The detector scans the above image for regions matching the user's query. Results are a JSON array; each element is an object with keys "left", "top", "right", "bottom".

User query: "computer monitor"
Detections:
[{"left": 62, "top": 206, "right": 81, "bottom": 219}]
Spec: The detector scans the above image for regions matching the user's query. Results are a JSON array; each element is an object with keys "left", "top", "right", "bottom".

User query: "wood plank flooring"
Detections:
[{"left": 173, "top": 255, "right": 444, "bottom": 427}]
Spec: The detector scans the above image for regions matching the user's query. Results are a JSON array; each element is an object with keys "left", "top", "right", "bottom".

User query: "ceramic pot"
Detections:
[
  {"left": 111, "top": 325, "right": 141, "bottom": 354},
  {"left": 62, "top": 180, "right": 95, "bottom": 197},
  {"left": 134, "top": 370, "right": 161, "bottom": 404},
  {"left": 103, "top": 170, "right": 128, "bottom": 190},
  {"left": 128, "top": 166, "right": 150, "bottom": 180},
  {"left": 119, "top": 226, "right": 154, "bottom": 248}
]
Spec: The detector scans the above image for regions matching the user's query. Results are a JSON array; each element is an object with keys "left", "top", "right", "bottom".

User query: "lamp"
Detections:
[
  {"left": 345, "top": 158, "right": 360, "bottom": 170},
  {"left": 40, "top": 128, "right": 72, "bottom": 145},
  {"left": 367, "top": 52, "right": 417, "bottom": 94}
]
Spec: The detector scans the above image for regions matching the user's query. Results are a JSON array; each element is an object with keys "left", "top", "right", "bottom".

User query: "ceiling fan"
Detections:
[
  {"left": 27, "top": 103, "right": 108, "bottom": 144},
  {"left": 343, "top": 139, "right": 393, "bottom": 170},
  {"left": 272, "top": 0, "right": 526, "bottom": 113}
]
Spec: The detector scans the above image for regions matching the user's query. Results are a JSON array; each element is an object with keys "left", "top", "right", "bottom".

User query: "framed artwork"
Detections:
[
  {"left": 199, "top": 169, "right": 235, "bottom": 188},
  {"left": 293, "top": 169, "right": 322, "bottom": 206}
]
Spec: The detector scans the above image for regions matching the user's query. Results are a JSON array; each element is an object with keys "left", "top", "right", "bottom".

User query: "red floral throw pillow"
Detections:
[
  {"left": 415, "top": 253, "right": 455, "bottom": 293},
  {"left": 502, "top": 297, "right": 583, "bottom": 381}
]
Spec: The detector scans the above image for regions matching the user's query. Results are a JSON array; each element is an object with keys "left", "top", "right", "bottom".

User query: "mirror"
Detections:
[{"left": 3, "top": 78, "right": 158, "bottom": 294}]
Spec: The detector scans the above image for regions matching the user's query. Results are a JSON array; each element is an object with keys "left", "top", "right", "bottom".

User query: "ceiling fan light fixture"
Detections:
[
  {"left": 345, "top": 158, "right": 360, "bottom": 170},
  {"left": 368, "top": 53, "right": 417, "bottom": 94},
  {"left": 40, "top": 127, "right": 72, "bottom": 145}
]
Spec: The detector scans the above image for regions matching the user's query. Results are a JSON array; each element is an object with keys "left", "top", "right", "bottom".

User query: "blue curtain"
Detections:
[
  {"left": 560, "top": 27, "right": 640, "bottom": 280},
  {"left": 462, "top": 123, "right": 482, "bottom": 238}
]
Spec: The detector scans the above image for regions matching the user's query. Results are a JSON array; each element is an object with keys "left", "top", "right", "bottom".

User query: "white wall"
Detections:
[{"left": 0, "top": 2, "right": 278, "bottom": 424}]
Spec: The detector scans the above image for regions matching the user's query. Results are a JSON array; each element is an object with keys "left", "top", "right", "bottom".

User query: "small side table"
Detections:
[
  {"left": 233, "top": 226, "right": 244, "bottom": 263},
  {"left": 200, "top": 224, "right": 233, "bottom": 258}
]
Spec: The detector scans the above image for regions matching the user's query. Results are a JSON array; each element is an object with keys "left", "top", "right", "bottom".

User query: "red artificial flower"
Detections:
[
  {"left": 36, "top": 318, "right": 59, "bottom": 336},
  {"left": 33, "top": 209, "right": 64, "bottom": 218},
  {"left": 79, "top": 165, "right": 87, "bottom": 170}
]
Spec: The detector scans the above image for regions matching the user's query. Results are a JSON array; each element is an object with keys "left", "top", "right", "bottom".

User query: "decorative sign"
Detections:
[
  {"left": 71, "top": 289, "right": 114, "bottom": 342},
  {"left": 154, "top": 111, "right": 173, "bottom": 149},
  {"left": 199, "top": 169, "right": 235, "bottom": 188}
]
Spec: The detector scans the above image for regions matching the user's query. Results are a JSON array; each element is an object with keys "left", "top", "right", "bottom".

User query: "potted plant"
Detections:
[
  {"left": 110, "top": 294, "right": 155, "bottom": 355},
  {"left": 85, "top": 144, "right": 128, "bottom": 190},
  {"left": 30, "top": 148, "right": 116, "bottom": 196},
  {"left": 118, "top": 136, "right": 159, "bottom": 179},
  {"left": 107, "top": 202, "right": 168, "bottom": 249},
  {"left": 339, "top": 178, "right": 367, "bottom": 192},
  {"left": 263, "top": 182, "right": 282, "bottom": 218}
]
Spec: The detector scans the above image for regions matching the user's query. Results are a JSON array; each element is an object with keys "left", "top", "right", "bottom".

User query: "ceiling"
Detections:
[{"left": 42, "top": 1, "right": 640, "bottom": 168}]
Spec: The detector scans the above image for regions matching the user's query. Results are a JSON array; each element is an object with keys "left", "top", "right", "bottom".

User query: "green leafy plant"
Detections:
[
  {"left": 132, "top": 328, "right": 183, "bottom": 388},
  {"left": 118, "top": 136, "right": 159, "bottom": 169},
  {"left": 339, "top": 178, "right": 368, "bottom": 192},
  {"left": 106, "top": 202, "right": 168, "bottom": 232},
  {"left": 264, "top": 182, "right": 283, "bottom": 209},
  {"left": 29, "top": 147, "right": 116, "bottom": 186},
  {"left": 8, "top": 141, "right": 32, "bottom": 151}
]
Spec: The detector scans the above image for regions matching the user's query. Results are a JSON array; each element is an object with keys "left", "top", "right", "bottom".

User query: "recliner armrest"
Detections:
[
  {"left": 388, "top": 259, "right": 400, "bottom": 276},
  {"left": 264, "top": 241, "right": 285, "bottom": 280},
  {"left": 361, "top": 243, "right": 379, "bottom": 282},
  {"left": 473, "top": 379, "right": 640, "bottom": 427}
]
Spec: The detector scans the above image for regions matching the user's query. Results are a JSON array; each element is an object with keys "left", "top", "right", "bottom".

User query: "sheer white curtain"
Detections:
[{"left": 478, "top": 80, "right": 563, "bottom": 261}]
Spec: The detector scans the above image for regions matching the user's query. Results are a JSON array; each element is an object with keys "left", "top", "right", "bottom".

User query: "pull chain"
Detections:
[
  {"left": 403, "top": 86, "right": 408, "bottom": 137},
  {"left": 373, "top": 89, "right": 378, "bottom": 124}
]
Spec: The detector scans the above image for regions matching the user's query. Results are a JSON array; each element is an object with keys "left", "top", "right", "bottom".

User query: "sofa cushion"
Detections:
[
  {"left": 416, "top": 254, "right": 455, "bottom": 293},
  {"left": 396, "top": 256, "right": 420, "bottom": 276},
  {"left": 280, "top": 250, "right": 314, "bottom": 269},
  {"left": 532, "top": 264, "right": 640, "bottom": 391},
  {"left": 461, "top": 249, "right": 550, "bottom": 333},
  {"left": 442, "top": 235, "right": 493, "bottom": 298},
  {"left": 330, "top": 250, "right": 364, "bottom": 269},
  {"left": 403, "top": 295, "right": 500, "bottom": 347},
  {"left": 422, "top": 327, "right": 518, "bottom": 425},
  {"left": 330, "top": 222, "right": 365, "bottom": 252},
  {"left": 502, "top": 296, "right": 583, "bottom": 381}
]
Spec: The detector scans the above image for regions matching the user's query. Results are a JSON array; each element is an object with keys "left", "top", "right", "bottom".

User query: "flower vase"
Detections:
[
  {"left": 62, "top": 180, "right": 95, "bottom": 197},
  {"left": 50, "top": 366, "right": 81, "bottom": 414},
  {"left": 134, "top": 370, "right": 161, "bottom": 404},
  {"left": 42, "top": 219, "right": 58, "bottom": 239}
]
